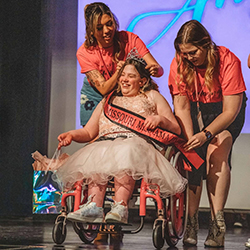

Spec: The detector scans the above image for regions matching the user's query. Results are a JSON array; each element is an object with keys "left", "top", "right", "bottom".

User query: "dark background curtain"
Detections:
[{"left": 0, "top": 1, "right": 54, "bottom": 216}]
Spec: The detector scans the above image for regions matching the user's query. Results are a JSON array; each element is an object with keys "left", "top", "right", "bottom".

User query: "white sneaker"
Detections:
[
  {"left": 105, "top": 201, "right": 128, "bottom": 224},
  {"left": 245, "top": 238, "right": 250, "bottom": 248},
  {"left": 67, "top": 196, "right": 104, "bottom": 223}
]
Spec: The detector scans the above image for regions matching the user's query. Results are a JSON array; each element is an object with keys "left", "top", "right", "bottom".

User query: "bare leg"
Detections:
[
  {"left": 88, "top": 182, "right": 108, "bottom": 207},
  {"left": 204, "top": 131, "right": 232, "bottom": 247},
  {"left": 114, "top": 175, "right": 136, "bottom": 205},
  {"left": 206, "top": 131, "right": 232, "bottom": 219},
  {"left": 67, "top": 181, "right": 107, "bottom": 223},
  {"left": 104, "top": 175, "right": 136, "bottom": 224},
  {"left": 183, "top": 183, "right": 202, "bottom": 246},
  {"left": 87, "top": 174, "right": 136, "bottom": 208},
  {"left": 188, "top": 183, "right": 203, "bottom": 216}
]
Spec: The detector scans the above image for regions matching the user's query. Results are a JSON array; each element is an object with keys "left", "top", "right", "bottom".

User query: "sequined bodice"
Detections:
[{"left": 99, "top": 94, "right": 157, "bottom": 138}]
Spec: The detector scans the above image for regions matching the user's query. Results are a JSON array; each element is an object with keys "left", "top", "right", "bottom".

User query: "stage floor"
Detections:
[{"left": 0, "top": 214, "right": 249, "bottom": 250}]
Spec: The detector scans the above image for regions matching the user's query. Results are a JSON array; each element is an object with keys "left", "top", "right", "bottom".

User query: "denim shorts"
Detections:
[{"left": 80, "top": 77, "right": 103, "bottom": 126}]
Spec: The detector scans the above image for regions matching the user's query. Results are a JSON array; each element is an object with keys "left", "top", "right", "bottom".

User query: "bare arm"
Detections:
[
  {"left": 144, "top": 90, "right": 181, "bottom": 135},
  {"left": 57, "top": 102, "right": 103, "bottom": 148},
  {"left": 143, "top": 52, "right": 164, "bottom": 77},
  {"left": 85, "top": 61, "right": 124, "bottom": 96},
  {"left": 85, "top": 51, "right": 163, "bottom": 95},
  {"left": 173, "top": 94, "right": 194, "bottom": 139},
  {"left": 85, "top": 69, "right": 118, "bottom": 96}
]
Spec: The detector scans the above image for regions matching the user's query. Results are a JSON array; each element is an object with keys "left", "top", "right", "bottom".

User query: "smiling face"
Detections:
[
  {"left": 118, "top": 65, "right": 146, "bottom": 97},
  {"left": 93, "top": 14, "right": 115, "bottom": 48},
  {"left": 179, "top": 43, "right": 208, "bottom": 67}
]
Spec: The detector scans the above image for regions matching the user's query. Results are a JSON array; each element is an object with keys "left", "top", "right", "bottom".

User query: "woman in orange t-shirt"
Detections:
[
  {"left": 168, "top": 20, "right": 247, "bottom": 247},
  {"left": 78, "top": 2, "right": 163, "bottom": 126}
]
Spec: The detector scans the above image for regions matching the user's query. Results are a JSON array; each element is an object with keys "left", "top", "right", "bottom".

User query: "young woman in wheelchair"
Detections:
[{"left": 51, "top": 55, "right": 188, "bottom": 225}]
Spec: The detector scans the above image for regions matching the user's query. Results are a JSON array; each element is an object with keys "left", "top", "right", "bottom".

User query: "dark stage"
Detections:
[{"left": 0, "top": 212, "right": 249, "bottom": 250}]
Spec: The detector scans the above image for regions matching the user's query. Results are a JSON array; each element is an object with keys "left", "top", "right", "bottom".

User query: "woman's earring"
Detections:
[
  {"left": 90, "top": 35, "right": 94, "bottom": 44},
  {"left": 139, "top": 85, "right": 144, "bottom": 94}
]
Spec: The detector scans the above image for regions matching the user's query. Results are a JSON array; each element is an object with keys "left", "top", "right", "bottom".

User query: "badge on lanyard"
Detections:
[{"left": 197, "top": 104, "right": 204, "bottom": 131}]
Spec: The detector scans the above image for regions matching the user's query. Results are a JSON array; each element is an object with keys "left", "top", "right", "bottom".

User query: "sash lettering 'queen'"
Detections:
[{"left": 104, "top": 91, "right": 204, "bottom": 171}]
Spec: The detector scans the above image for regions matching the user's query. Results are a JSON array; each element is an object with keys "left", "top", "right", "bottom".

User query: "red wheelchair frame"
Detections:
[{"left": 52, "top": 146, "right": 189, "bottom": 249}]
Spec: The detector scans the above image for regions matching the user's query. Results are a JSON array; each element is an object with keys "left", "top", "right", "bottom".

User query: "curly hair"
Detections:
[
  {"left": 116, "top": 58, "right": 159, "bottom": 94},
  {"left": 174, "top": 20, "right": 219, "bottom": 91},
  {"left": 84, "top": 2, "right": 124, "bottom": 63}
]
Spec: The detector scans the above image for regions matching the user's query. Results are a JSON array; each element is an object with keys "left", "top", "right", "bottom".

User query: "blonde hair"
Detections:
[
  {"left": 174, "top": 20, "right": 219, "bottom": 91},
  {"left": 84, "top": 2, "right": 124, "bottom": 63}
]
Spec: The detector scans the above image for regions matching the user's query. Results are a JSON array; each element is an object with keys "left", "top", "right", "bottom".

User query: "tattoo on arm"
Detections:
[{"left": 86, "top": 70, "right": 105, "bottom": 88}]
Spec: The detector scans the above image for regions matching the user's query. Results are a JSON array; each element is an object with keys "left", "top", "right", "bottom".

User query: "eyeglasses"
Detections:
[{"left": 181, "top": 49, "right": 199, "bottom": 58}]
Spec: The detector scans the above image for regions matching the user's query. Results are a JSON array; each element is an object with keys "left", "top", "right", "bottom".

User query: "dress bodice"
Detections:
[{"left": 99, "top": 94, "right": 157, "bottom": 138}]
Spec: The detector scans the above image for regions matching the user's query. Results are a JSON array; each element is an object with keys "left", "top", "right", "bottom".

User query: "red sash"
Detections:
[{"left": 104, "top": 91, "right": 204, "bottom": 171}]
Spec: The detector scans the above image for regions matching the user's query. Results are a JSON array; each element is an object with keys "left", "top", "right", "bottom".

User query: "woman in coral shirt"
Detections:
[
  {"left": 78, "top": 2, "right": 163, "bottom": 126},
  {"left": 168, "top": 20, "right": 247, "bottom": 247}
]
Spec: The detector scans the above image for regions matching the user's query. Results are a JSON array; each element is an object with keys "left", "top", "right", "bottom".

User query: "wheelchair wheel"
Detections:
[
  {"left": 165, "top": 150, "right": 189, "bottom": 247},
  {"left": 165, "top": 226, "right": 179, "bottom": 247},
  {"left": 152, "top": 223, "right": 164, "bottom": 249},
  {"left": 52, "top": 216, "right": 67, "bottom": 244},
  {"left": 164, "top": 197, "right": 178, "bottom": 247},
  {"left": 72, "top": 222, "right": 99, "bottom": 243},
  {"left": 169, "top": 187, "right": 188, "bottom": 238},
  {"left": 170, "top": 152, "right": 189, "bottom": 238}
]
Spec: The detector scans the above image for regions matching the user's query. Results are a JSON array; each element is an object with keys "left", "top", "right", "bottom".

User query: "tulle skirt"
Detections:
[{"left": 52, "top": 136, "right": 187, "bottom": 197}]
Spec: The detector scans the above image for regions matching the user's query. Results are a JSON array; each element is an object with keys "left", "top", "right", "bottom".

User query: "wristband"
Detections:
[{"left": 203, "top": 129, "right": 213, "bottom": 140}]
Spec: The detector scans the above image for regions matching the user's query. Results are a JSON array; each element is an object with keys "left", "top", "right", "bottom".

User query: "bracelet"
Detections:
[{"left": 203, "top": 129, "right": 213, "bottom": 140}]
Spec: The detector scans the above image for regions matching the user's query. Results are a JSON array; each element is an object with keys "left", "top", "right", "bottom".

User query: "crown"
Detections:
[{"left": 126, "top": 47, "right": 147, "bottom": 66}]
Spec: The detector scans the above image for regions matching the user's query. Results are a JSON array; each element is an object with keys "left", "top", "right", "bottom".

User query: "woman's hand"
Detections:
[
  {"left": 143, "top": 53, "right": 164, "bottom": 77},
  {"left": 116, "top": 60, "right": 125, "bottom": 72},
  {"left": 145, "top": 64, "right": 163, "bottom": 77},
  {"left": 144, "top": 115, "right": 161, "bottom": 130},
  {"left": 58, "top": 132, "right": 73, "bottom": 149},
  {"left": 184, "top": 131, "right": 207, "bottom": 151}
]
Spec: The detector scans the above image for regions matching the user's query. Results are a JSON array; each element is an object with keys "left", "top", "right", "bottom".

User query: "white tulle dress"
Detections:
[{"left": 52, "top": 94, "right": 187, "bottom": 197}]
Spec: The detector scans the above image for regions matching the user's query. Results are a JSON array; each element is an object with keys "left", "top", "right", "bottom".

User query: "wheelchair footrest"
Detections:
[{"left": 92, "top": 222, "right": 132, "bottom": 226}]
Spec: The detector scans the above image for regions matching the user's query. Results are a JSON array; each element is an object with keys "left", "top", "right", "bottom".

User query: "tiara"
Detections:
[{"left": 126, "top": 47, "right": 147, "bottom": 66}]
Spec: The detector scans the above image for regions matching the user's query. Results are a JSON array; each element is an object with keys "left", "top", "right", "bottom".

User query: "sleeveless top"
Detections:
[{"left": 99, "top": 94, "right": 157, "bottom": 139}]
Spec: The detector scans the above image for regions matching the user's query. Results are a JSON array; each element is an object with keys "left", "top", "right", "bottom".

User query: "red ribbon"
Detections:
[{"left": 104, "top": 92, "right": 204, "bottom": 171}]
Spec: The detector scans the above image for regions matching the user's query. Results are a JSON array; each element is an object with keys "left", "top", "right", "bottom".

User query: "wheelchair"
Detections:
[{"left": 52, "top": 145, "right": 189, "bottom": 249}]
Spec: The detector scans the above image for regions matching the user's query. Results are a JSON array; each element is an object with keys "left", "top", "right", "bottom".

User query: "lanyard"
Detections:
[
  {"left": 194, "top": 70, "right": 205, "bottom": 131},
  {"left": 194, "top": 70, "right": 206, "bottom": 112},
  {"left": 98, "top": 47, "right": 112, "bottom": 78}
]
